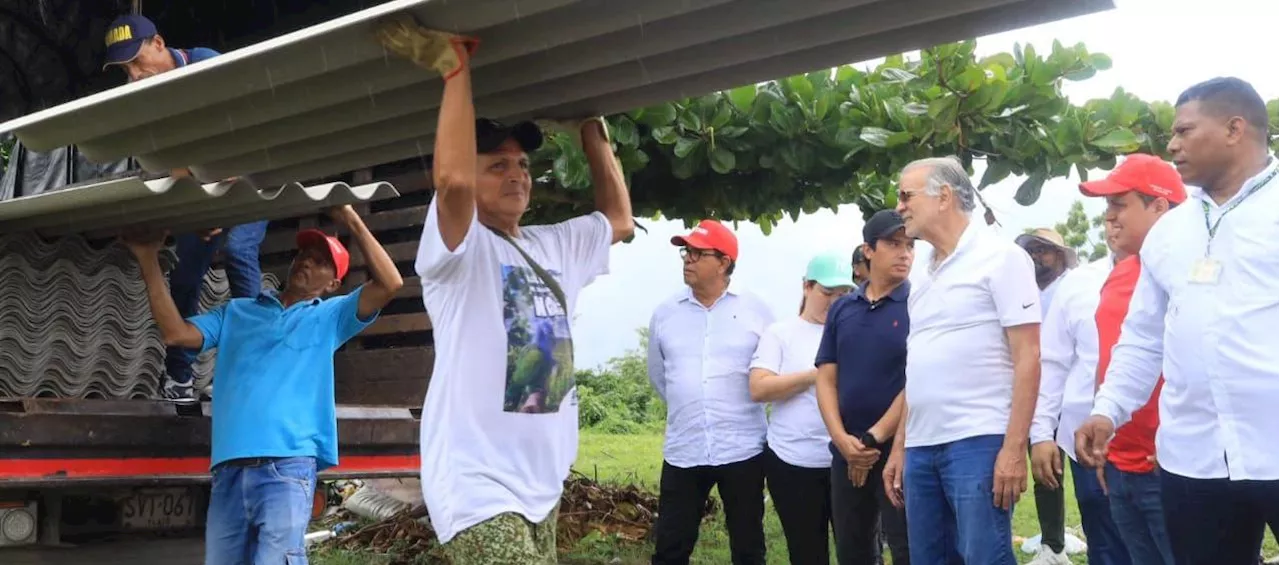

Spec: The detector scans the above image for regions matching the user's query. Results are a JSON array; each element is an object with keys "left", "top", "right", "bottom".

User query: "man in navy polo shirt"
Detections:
[
  {"left": 816, "top": 209, "right": 913, "bottom": 565},
  {"left": 122, "top": 205, "right": 403, "bottom": 565},
  {"left": 104, "top": 13, "right": 269, "bottom": 401}
]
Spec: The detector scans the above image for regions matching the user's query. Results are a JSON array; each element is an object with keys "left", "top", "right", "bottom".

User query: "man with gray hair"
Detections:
[{"left": 881, "top": 156, "right": 1042, "bottom": 564}]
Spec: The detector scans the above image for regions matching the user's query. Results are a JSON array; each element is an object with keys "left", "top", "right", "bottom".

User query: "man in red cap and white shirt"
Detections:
[
  {"left": 1075, "top": 153, "right": 1186, "bottom": 565},
  {"left": 648, "top": 219, "right": 775, "bottom": 565},
  {"left": 121, "top": 205, "right": 402, "bottom": 564}
]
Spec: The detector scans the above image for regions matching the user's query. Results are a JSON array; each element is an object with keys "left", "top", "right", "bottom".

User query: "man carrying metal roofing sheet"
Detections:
[
  {"left": 373, "top": 14, "right": 635, "bottom": 565},
  {"left": 103, "top": 13, "right": 270, "bottom": 402},
  {"left": 121, "top": 204, "right": 402, "bottom": 565}
]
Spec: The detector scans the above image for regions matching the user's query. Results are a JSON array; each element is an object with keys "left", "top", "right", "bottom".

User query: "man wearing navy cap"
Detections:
[
  {"left": 104, "top": 14, "right": 270, "bottom": 401},
  {"left": 817, "top": 209, "right": 913, "bottom": 565},
  {"left": 372, "top": 17, "right": 636, "bottom": 564}
]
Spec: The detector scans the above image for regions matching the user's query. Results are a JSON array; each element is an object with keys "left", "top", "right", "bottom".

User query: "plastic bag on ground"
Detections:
[{"left": 1019, "top": 532, "right": 1088, "bottom": 555}]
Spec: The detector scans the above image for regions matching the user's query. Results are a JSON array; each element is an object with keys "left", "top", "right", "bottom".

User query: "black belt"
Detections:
[{"left": 217, "top": 457, "right": 282, "bottom": 469}]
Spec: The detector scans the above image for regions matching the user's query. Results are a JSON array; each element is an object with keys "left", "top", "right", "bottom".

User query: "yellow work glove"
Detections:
[
  {"left": 374, "top": 14, "right": 478, "bottom": 80},
  {"left": 536, "top": 117, "right": 610, "bottom": 147}
]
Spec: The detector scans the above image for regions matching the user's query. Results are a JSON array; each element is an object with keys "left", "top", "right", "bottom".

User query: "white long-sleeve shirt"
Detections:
[
  {"left": 1093, "top": 159, "right": 1279, "bottom": 481},
  {"left": 647, "top": 288, "right": 775, "bottom": 468},
  {"left": 1032, "top": 258, "right": 1110, "bottom": 461}
]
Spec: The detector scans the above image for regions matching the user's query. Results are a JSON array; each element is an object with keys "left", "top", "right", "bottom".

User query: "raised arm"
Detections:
[
  {"left": 374, "top": 17, "right": 478, "bottom": 252},
  {"left": 431, "top": 45, "right": 477, "bottom": 252},
  {"left": 329, "top": 205, "right": 404, "bottom": 319},
  {"left": 580, "top": 119, "right": 635, "bottom": 243},
  {"left": 121, "top": 229, "right": 206, "bottom": 350}
]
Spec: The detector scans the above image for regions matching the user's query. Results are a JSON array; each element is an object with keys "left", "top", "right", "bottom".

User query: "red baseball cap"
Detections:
[
  {"left": 1079, "top": 154, "right": 1187, "bottom": 205},
  {"left": 295, "top": 229, "right": 351, "bottom": 280},
  {"left": 671, "top": 219, "right": 739, "bottom": 261}
]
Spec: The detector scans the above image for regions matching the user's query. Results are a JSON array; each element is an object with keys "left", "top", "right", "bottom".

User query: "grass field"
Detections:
[
  {"left": 314, "top": 430, "right": 1277, "bottom": 564},
  {"left": 563, "top": 431, "right": 1082, "bottom": 565}
]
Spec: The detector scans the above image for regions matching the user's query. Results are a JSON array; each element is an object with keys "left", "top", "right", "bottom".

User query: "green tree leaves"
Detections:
[
  {"left": 526, "top": 39, "right": 1278, "bottom": 230},
  {"left": 1046, "top": 200, "right": 1109, "bottom": 261}
]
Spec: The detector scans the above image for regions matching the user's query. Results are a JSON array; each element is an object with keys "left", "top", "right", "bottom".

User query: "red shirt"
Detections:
[{"left": 1095, "top": 256, "right": 1162, "bottom": 473}]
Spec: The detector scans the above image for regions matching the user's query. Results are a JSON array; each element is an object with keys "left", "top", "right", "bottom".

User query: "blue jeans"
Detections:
[
  {"left": 1070, "top": 459, "right": 1131, "bottom": 565},
  {"left": 1104, "top": 463, "right": 1174, "bottom": 565},
  {"left": 166, "top": 221, "right": 268, "bottom": 384},
  {"left": 904, "top": 434, "right": 1015, "bottom": 565},
  {"left": 205, "top": 456, "right": 317, "bottom": 565}
]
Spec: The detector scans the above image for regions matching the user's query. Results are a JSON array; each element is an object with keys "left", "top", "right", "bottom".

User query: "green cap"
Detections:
[{"left": 804, "top": 251, "right": 855, "bottom": 288}]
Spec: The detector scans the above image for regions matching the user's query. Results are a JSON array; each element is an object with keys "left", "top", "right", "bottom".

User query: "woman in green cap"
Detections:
[{"left": 748, "top": 251, "right": 855, "bottom": 565}]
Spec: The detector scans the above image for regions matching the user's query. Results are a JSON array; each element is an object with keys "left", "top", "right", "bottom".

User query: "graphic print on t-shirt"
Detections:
[{"left": 501, "top": 264, "right": 574, "bottom": 413}]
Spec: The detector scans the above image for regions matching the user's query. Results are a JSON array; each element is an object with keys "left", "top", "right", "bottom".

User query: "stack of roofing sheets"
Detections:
[{"left": 0, "top": 234, "right": 165, "bottom": 399}]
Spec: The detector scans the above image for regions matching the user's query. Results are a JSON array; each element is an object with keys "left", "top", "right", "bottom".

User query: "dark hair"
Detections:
[
  {"left": 1176, "top": 77, "right": 1269, "bottom": 143},
  {"left": 852, "top": 245, "right": 869, "bottom": 269},
  {"left": 1138, "top": 193, "right": 1180, "bottom": 209},
  {"left": 725, "top": 259, "right": 736, "bottom": 276}
]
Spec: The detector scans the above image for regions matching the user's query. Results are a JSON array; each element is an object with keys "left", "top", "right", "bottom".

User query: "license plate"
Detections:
[{"left": 119, "top": 488, "right": 199, "bottom": 530}]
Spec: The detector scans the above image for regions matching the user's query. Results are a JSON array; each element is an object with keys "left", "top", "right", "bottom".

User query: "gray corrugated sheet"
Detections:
[
  {"left": 0, "top": 0, "right": 1113, "bottom": 191},
  {"left": 0, "top": 176, "right": 400, "bottom": 236},
  {"left": 0, "top": 233, "right": 165, "bottom": 399}
]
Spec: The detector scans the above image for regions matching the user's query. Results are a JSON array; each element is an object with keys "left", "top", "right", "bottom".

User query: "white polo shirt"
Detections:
[{"left": 904, "top": 219, "right": 1042, "bottom": 448}]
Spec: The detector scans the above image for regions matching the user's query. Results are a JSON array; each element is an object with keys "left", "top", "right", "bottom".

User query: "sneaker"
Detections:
[
  {"left": 161, "top": 376, "right": 198, "bottom": 403},
  {"left": 1027, "top": 544, "right": 1071, "bottom": 565}
]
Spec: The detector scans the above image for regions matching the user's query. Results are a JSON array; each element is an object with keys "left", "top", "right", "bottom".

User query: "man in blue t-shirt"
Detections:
[
  {"left": 815, "top": 209, "right": 914, "bottom": 565},
  {"left": 104, "top": 14, "right": 269, "bottom": 401},
  {"left": 122, "top": 205, "right": 402, "bottom": 565}
]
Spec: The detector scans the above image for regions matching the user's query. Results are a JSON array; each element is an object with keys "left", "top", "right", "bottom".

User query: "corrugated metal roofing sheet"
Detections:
[
  {"left": 0, "top": 177, "right": 400, "bottom": 236},
  {"left": 0, "top": 0, "right": 1113, "bottom": 190}
]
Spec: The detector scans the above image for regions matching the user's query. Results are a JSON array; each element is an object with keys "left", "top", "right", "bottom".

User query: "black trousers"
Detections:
[
  {"left": 1028, "top": 442, "right": 1066, "bottom": 553},
  {"left": 651, "top": 453, "right": 766, "bottom": 565},
  {"left": 763, "top": 447, "right": 832, "bottom": 565},
  {"left": 831, "top": 449, "right": 910, "bottom": 565},
  {"left": 1160, "top": 468, "right": 1279, "bottom": 565}
]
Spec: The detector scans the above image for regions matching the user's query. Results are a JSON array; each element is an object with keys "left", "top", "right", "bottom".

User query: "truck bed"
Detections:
[{"left": 0, "top": 398, "right": 420, "bottom": 487}]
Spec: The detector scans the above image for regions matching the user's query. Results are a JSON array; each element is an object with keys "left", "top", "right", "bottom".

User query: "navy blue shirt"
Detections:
[
  {"left": 169, "top": 46, "right": 220, "bottom": 67},
  {"left": 814, "top": 281, "right": 910, "bottom": 457}
]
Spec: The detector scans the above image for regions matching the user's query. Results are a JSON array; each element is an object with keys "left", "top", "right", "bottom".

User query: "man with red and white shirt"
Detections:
[{"left": 1079, "top": 154, "right": 1186, "bottom": 565}]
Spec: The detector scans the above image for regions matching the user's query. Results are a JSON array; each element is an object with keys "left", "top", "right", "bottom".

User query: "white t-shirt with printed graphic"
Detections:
[
  {"left": 749, "top": 316, "right": 831, "bottom": 469},
  {"left": 415, "top": 197, "right": 612, "bottom": 544}
]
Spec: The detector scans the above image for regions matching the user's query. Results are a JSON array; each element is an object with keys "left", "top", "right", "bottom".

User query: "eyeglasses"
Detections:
[
  {"left": 897, "top": 189, "right": 926, "bottom": 203},
  {"left": 680, "top": 247, "right": 723, "bottom": 262}
]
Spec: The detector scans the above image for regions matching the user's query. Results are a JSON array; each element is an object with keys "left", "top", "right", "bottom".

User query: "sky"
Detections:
[{"left": 570, "top": 0, "right": 1280, "bottom": 370}]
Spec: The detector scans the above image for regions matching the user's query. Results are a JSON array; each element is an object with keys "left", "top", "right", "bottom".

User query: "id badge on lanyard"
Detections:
[{"left": 1190, "top": 165, "right": 1278, "bottom": 285}]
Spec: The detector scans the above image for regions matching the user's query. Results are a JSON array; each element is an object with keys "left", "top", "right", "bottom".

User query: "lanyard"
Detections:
[{"left": 1201, "top": 164, "right": 1278, "bottom": 256}]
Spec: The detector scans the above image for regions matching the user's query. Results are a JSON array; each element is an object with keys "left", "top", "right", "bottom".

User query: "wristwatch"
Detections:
[{"left": 859, "top": 431, "right": 881, "bottom": 450}]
